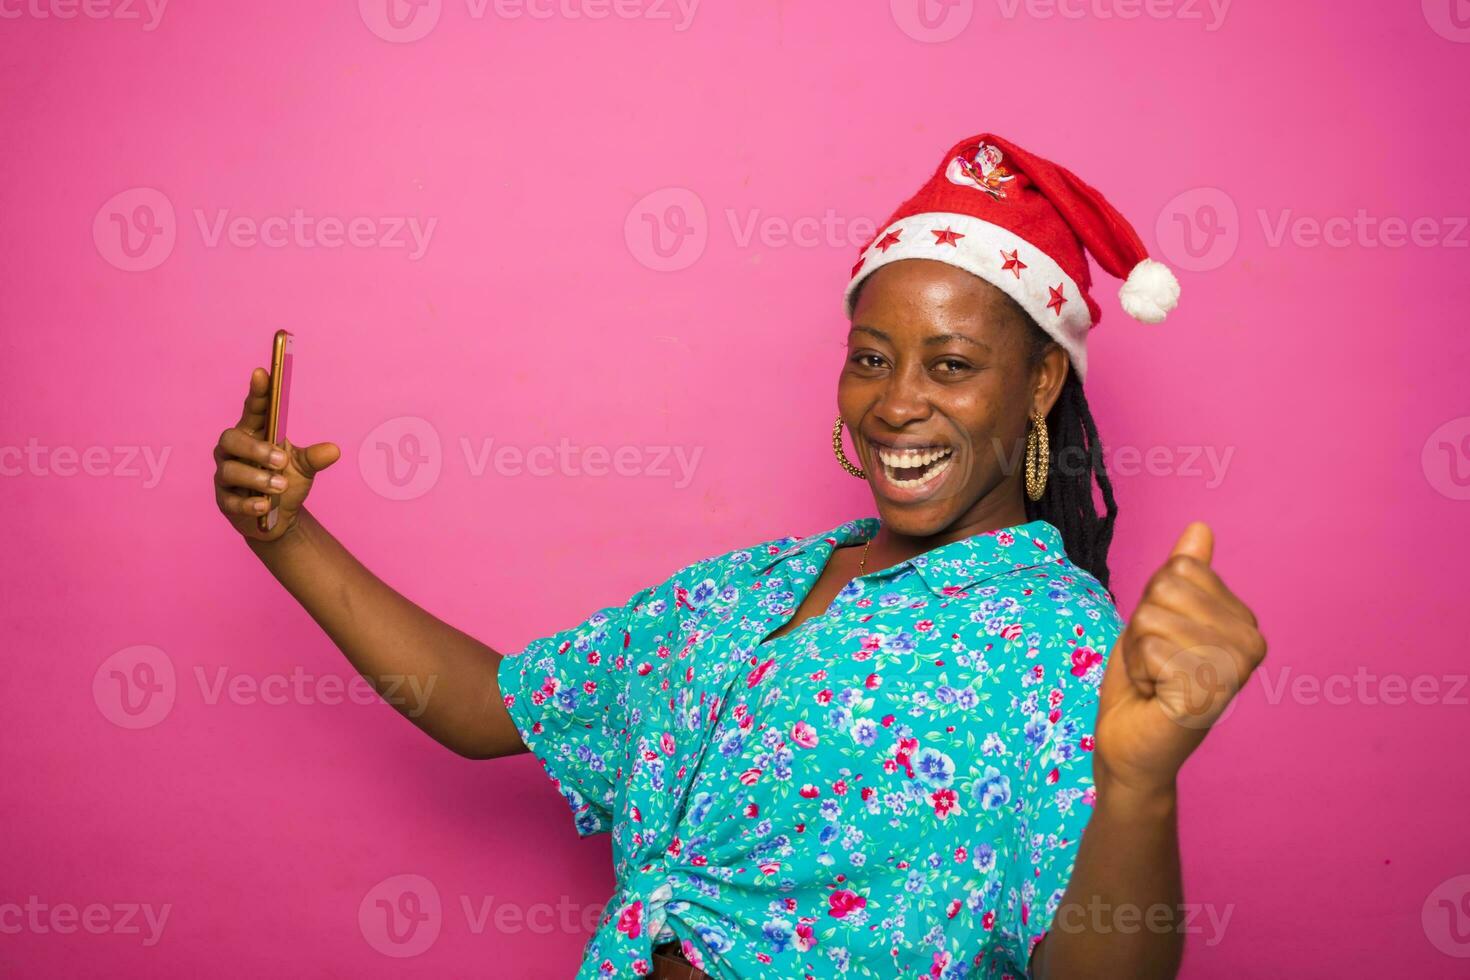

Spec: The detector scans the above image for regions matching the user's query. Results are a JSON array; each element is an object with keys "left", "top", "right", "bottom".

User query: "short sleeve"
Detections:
[
  {"left": 496, "top": 552, "right": 731, "bottom": 837},
  {"left": 988, "top": 585, "right": 1123, "bottom": 976}
]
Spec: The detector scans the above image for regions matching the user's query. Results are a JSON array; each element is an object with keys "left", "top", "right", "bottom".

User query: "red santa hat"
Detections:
[{"left": 844, "top": 133, "right": 1179, "bottom": 381}]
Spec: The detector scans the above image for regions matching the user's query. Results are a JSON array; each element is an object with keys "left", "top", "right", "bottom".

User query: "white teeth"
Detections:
[
  {"left": 875, "top": 446, "right": 953, "bottom": 469},
  {"left": 883, "top": 455, "right": 954, "bottom": 489}
]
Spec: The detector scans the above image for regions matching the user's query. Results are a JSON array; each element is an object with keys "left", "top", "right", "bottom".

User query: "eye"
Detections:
[
  {"left": 936, "top": 358, "right": 971, "bottom": 373},
  {"left": 849, "top": 352, "right": 887, "bottom": 370}
]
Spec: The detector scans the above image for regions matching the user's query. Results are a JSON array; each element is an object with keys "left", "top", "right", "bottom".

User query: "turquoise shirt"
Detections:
[{"left": 498, "top": 516, "right": 1123, "bottom": 979}]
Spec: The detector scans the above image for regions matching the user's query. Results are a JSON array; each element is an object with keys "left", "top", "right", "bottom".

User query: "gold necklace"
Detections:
[{"left": 858, "top": 538, "right": 872, "bottom": 576}]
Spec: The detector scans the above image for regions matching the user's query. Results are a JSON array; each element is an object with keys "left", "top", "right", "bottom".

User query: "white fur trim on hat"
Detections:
[
  {"left": 845, "top": 212, "right": 1092, "bottom": 380},
  {"left": 1118, "top": 258, "right": 1180, "bottom": 324}
]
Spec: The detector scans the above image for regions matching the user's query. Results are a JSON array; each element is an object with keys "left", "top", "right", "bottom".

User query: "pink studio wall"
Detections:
[{"left": 2, "top": 1, "right": 1467, "bottom": 976}]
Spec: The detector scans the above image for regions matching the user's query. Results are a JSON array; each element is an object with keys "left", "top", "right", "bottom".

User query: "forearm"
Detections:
[
  {"left": 1030, "top": 775, "right": 1184, "bottom": 980},
  {"left": 246, "top": 507, "right": 525, "bottom": 760}
]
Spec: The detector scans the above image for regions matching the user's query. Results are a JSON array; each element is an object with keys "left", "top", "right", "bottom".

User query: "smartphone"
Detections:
[{"left": 259, "top": 329, "right": 294, "bottom": 532}]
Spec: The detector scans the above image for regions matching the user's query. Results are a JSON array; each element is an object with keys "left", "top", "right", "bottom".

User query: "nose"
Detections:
[{"left": 870, "top": 363, "right": 933, "bottom": 429}]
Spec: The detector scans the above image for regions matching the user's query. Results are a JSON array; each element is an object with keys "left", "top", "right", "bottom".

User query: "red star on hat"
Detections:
[
  {"left": 932, "top": 227, "right": 965, "bottom": 247},
  {"left": 875, "top": 230, "right": 902, "bottom": 252},
  {"left": 1046, "top": 284, "right": 1067, "bottom": 316},
  {"left": 1000, "top": 249, "right": 1027, "bottom": 278}
]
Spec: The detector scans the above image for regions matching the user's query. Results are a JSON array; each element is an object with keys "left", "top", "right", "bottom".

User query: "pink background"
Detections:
[{"left": 3, "top": 1, "right": 1468, "bottom": 976}]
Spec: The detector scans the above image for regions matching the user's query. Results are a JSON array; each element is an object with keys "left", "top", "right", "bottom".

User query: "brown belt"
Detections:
[{"left": 647, "top": 940, "right": 710, "bottom": 980}]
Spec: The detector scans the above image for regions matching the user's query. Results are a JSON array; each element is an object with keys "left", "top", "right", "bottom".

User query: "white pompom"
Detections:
[{"left": 1118, "top": 258, "right": 1180, "bottom": 324}]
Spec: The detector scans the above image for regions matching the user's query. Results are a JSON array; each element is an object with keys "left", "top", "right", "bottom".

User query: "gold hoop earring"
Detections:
[
  {"left": 1025, "top": 410, "right": 1049, "bottom": 501},
  {"left": 832, "top": 416, "right": 866, "bottom": 479}
]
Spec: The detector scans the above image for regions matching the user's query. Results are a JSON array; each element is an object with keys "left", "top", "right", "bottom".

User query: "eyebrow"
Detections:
[{"left": 848, "top": 325, "right": 992, "bottom": 352}]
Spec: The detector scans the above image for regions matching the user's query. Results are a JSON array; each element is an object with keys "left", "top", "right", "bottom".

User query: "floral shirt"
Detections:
[{"left": 497, "top": 516, "right": 1123, "bottom": 980}]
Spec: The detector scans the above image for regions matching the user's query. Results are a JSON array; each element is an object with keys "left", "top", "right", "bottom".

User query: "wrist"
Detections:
[
  {"left": 247, "top": 508, "right": 315, "bottom": 559},
  {"left": 1093, "top": 765, "right": 1179, "bottom": 820}
]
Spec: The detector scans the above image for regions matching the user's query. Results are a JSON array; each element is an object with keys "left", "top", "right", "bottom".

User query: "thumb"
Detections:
[
  {"left": 1170, "top": 521, "right": 1214, "bottom": 565},
  {"left": 298, "top": 441, "right": 342, "bottom": 478}
]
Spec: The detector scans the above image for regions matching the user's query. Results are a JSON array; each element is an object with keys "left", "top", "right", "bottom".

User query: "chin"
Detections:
[{"left": 869, "top": 500, "right": 967, "bottom": 538}]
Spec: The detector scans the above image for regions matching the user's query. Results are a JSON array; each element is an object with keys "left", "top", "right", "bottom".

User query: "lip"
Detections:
[{"left": 864, "top": 436, "right": 959, "bottom": 504}]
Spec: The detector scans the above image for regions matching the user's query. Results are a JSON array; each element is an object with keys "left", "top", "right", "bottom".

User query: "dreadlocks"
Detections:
[{"left": 1018, "top": 306, "right": 1118, "bottom": 589}]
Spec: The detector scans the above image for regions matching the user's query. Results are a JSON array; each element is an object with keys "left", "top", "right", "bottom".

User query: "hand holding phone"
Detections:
[{"left": 212, "top": 330, "right": 341, "bottom": 542}]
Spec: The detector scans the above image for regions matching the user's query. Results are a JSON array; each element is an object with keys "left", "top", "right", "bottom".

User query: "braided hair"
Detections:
[{"left": 1015, "top": 299, "right": 1118, "bottom": 589}]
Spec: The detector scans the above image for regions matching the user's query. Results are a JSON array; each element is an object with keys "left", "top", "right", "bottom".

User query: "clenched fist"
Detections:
[
  {"left": 1093, "top": 522, "right": 1267, "bottom": 797},
  {"left": 213, "top": 367, "right": 341, "bottom": 542}
]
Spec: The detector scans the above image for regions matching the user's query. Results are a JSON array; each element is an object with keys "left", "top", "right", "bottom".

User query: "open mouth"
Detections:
[{"left": 871, "top": 442, "right": 955, "bottom": 490}]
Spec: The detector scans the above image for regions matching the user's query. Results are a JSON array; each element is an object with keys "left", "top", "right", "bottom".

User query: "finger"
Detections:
[
  {"left": 218, "top": 427, "right": 287, "bottom": 470},
  {"left": 218, "top": 486, "right": 271, "bottom": 517},
  {"left": 295, "top": 441, "right": 341, "bottom": 479},
  {"left": 1129, "top": 602, "right": 1261, "bottom": 696},
  {"left": 1157, "top": 556, "right": 1258, "bottom": 630},
  {"left": 1146, "top": 571, "right": 1231, "bottom": 626},
  {"left": 1122, "top": 603, "right": 1201, "bottom": 692},
  {"left": 216, "top": 458, "right": 288, "bottom": 495},
  {"left": 237, "top": 367, "right": 272, "bottom": 433},
  {"left": 1169, "top": 521, "right": 1214, "bottom": 566},
  {"left": 1099, "top": 632, "right": 1137, "bottom": 704}
]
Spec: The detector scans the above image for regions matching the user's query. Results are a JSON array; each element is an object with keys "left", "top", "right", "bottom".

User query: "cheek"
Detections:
[
  {"left": 945, "top": 387, "right": 1026, "bottom": 468},
  {"left": 836, "top": 369, "right": 873, "bottom": 415}
]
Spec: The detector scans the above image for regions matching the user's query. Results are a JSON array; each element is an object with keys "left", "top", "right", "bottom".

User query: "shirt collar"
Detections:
[{"left": 749, "top": 516, "right": 1070, "bottom": 596}]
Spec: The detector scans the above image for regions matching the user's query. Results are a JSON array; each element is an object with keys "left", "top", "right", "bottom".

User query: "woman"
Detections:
[{"left": 212, "top": 133, "right": 1266, "bottom": 979}]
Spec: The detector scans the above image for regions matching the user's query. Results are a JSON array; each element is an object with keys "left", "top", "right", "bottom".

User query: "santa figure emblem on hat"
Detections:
[{"left": 945, "top": 142, "right": 1015, "bottom": 199}]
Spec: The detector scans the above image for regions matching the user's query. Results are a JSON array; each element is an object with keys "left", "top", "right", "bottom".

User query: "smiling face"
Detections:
[{"left": 841, "top": 258, "right": 1070, "bottom": 541}]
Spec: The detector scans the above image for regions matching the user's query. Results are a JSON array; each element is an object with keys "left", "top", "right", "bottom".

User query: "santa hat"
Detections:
[{"left": 844, "top": 133, "right": 1179, "bottom": 381}]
